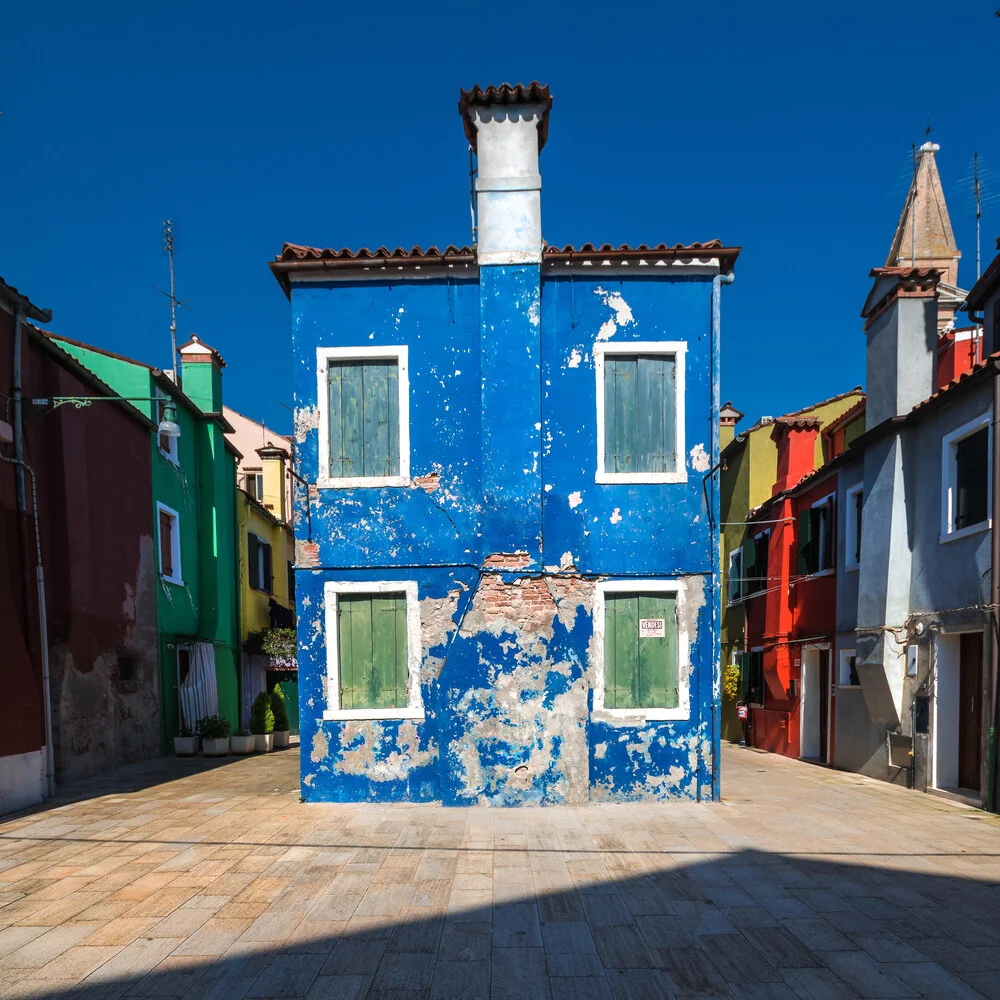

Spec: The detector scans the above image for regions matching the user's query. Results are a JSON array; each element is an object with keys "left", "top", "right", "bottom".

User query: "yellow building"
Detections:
[
  {"left": 237, "top": 444, "right": 297, "bottom": 730},
  {"left": 719, "top": 389, "right": 866, "bottom": 742}
]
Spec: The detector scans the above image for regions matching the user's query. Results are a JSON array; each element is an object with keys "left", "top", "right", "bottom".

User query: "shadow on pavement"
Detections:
[{"left": 12, "top": 842, "right": 1000, "bottom": 1000}]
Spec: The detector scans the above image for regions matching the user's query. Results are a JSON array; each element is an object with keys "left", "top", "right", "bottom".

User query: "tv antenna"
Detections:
[
  {"left": 154, "top": 220, "right": 191, "bottom": 383},
  {"left": 974, "top": 152, "right": 982, "bottom": 280}
]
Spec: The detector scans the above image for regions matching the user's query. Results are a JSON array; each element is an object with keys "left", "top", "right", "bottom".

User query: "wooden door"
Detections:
[{"left": 958, "top": 632, "right": 983, "bottom": 791}]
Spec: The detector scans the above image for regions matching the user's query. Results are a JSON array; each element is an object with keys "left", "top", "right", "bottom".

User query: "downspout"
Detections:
[
  {"left": 710, "top": 271, "right": 735, "bottom": 803},
  {"left": 11, "top": 311, "right": 55, "bottom": 799},
  {"left": 989, "top": 359, "right": 1000, "bottom": 812}
]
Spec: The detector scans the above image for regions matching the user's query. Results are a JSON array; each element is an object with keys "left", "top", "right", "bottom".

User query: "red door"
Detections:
[{"left": 958, "top": 633, "right": 983, "bottom": 791}]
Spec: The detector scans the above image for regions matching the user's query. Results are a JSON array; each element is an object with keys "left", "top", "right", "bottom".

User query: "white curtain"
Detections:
[{"left": 179, "top": 642, "right": 219, "bottom": 730}]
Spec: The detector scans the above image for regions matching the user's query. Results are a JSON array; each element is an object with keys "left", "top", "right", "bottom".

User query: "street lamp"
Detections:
[{"left": 30, "top": 396, "right": 182, "bottom": 440}]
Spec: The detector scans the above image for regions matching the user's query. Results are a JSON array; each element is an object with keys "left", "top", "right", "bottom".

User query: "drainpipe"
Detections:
[
  {"left": 11, "top": 310, "right": 55, "bottom": 799},
  {"left": 710, "top": 271, "right": 735, "bottom": 803},
  {"left": 989, "top": 360, "right": 1000, "bottom": 811}
]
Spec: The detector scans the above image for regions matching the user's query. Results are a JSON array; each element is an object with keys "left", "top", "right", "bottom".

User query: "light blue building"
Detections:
[{"left": 271, "top": 83, "right": 740, "bottom": 805}]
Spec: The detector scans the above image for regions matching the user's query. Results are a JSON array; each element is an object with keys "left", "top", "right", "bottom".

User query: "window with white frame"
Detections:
[
  {"left": 244, "top": 471, "right": 264, "bottom": 502},
  {"left": 797, "top": 494, "right": 835, "bottom": 576},
  {"left": 593, "top": 580, "right": 690, "bottom": 721},
  {"left": 594, "top": 342, "right": 686, "bottom": 484},
  {"left": 838, "top": 649, "right": 860, "bottom": 687},
  {"left": 156, "top": 389, "right": 179, "bottom": 465},
  {"left": 248, "top": 532, "right": 273, "bottom": 593},
  {"left": 316, "top": 346, "right": 409, "bottom": 488},
  {"left": 845, "top": 483, "right": 862, "bottom": 570},
  {"left": 941, "top": 413, "right": 990, "bottom": 541},
  {"left": 156, "top": 503, "right": 182, "bottom": 585},
  {"left": 323, "top": 581, "right": 423, "bottom": 720},
  {"left": 743, "top": 529, "right": 770, "bottom": 596},
  {"left": 727, "top": 548, "right": 743, "bottom": 605}
]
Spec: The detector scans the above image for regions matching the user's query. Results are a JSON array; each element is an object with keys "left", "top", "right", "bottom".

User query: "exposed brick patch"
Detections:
[
  {"left": 298, "top": 541, "right": 320, "bottom": 567},
  {"left": 483, "top": 552, "right": 531, "bottom": 570},
  {"left": 412, "top": 472, "right": 440, "bottom": 494},
  {"left": 480, "top": 574, "right": 554, "bottom": 625}
]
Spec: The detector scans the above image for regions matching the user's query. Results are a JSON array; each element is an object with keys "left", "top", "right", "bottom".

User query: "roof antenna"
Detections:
[
  {"left": 154, "top": 221, "right": 191, "bottom": 384},
  {"left": 974, "top": 152, "right": 982, "bottom": 280}
]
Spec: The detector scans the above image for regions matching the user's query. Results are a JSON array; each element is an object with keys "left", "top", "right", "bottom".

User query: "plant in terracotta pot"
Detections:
[
  {"left": 174, "top": 726, "right": 198, "bottom": 756},
  {"left": 196, "top": 715, "right": 231, "bottom": 756},
  {"left": 270, "top": 685, "right": 290, "bottom": 749},
  {"left": 231, "top": 727, "right": 255, "bottom": 755},
  {"left": 249, "top": 692, "right": 274, "bottom": 752}
]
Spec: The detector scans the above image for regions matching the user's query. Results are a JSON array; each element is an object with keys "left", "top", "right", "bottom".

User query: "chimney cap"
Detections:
[
  {"left": 178, "top": 334, "right": 227, "bottom": 369},
  {"left": 256, "top": 442, "right": 289, "bottom": 460},
  {"left": 719, "top": 401, "right": 744, "bottom": 424},
  {"left": 459, "top": 81, "right": 553, "bottom": 153}
]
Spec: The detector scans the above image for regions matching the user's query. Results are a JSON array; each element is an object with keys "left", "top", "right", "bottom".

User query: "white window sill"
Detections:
[
  {"left": 596, "top": 471, "right": 688, "bottom": 485},
  {"left": 316, "top": 475, "right": 410, "bottom": 489},
  {"left": 323, "top": 708, "right": 425, "bottom": 722},
  {"left": 940, "top": 520, "right": 990, "bottom": 545},
  {"left": 795, "top": 568, "right": 836, "bottom": 583},
  {"left": 591, "top": 707, "right": 690, "bottom": 723},
  {"left": 161, "top": 575, "right": 185, "bottom": 587}
]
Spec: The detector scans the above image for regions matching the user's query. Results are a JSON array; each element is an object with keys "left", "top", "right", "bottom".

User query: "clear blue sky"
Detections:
[{"left": 3, "top": 2, "right": 998, "bottom": 435}]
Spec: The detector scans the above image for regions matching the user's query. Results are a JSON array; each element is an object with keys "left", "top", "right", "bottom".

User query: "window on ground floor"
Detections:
[
  {"left": 838, "top": 649, "right": 859, "bottom": 687},
  {"left": 323, "top": 581, "right": 422, "bottom": 720}
]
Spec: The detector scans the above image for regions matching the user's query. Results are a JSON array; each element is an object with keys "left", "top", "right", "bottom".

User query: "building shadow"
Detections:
[{"left": 6, "top": 833, "right": 1000, "bottom": 999}]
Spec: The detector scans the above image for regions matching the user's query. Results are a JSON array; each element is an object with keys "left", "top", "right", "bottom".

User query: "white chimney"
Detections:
[{"left": 459, "top": 83, "right": 552, "bottom": 266}]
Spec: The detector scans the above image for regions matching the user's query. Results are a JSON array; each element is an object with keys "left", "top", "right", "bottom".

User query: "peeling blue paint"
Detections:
[{"left": 289, "top": 264, "right": 721, "bottom": 806}]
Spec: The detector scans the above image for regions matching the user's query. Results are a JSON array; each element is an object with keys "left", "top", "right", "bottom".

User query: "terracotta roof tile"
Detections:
[
  {"left": 459, "top": 82, "right": 553, "bottom": 151},
  {"left": 910, "top": 349, "right": 1000, "bottom": 413},
  {"left": 773, "top": 416, "right": 822, "bottom": 430},
  {"left": 276, "top": 243, "right": 475, "bottom": 263}
]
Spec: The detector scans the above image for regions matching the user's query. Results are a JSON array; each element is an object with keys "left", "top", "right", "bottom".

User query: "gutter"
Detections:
[{"left": 710, "top": 272, "right": 735, "bottom": 803}]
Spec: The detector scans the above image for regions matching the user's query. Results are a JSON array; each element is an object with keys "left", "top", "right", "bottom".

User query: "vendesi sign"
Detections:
[{"left": 639, "top": 618, "right": 665, "bottom": 638}]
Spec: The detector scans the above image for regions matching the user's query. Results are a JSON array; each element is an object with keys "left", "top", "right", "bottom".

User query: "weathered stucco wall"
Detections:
[{"left": 291, "top": 267, "right": 719, "bottom": 804}]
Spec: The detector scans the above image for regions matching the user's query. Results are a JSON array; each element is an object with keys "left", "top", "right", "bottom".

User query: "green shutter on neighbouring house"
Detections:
[
  {"left": 604, "top": 355, "right": 676, "bottom": 474},
  {"left": 338, "top": 593, "right": 408, "bottom": 710},
  {"left": 742, "top": 536, "right": 757, "bottom": 595},
  {"left": 604, "top": 592, "right": 678, "bottom": 710},
  {"left": 328, "top": 360, "right": 400, "bottom": 478},
  {"left": 797, "top": 509, "right": 813, "bottom": 575}
]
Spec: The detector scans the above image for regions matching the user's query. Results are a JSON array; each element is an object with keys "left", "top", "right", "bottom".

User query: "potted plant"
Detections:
[
  {"left": 270, "top": 685, "right": 290, "bottom": 749},
  {"left": 231, "top": 727, "right": 255, "bottom": 755},
  {"left": 196, "top": 715, "right": 231, "bottom": 756},
  {"left": 174, "top": 726, "right": 198, "bottom": 756},
  {"left": 250, "top": 691, "right": 274, "bottom": 752}
]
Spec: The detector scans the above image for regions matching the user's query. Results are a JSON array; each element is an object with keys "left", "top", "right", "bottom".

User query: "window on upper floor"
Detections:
[
  {"left": 942, "top": 414, "right": 990, "bottom": 542},
  {"left": 845, "top": 484, "right": 862, "bottom": 571},
  {"left": 323, "top": 582, "right": 423, "bottom": 721},
  {"left": 743, "top": 530, "right": 770, "bottom": 596},
  {"left": 248, "top": 532, "right": 273, "bottom": 593},
  {"left": 594, "top": 582, "right": 688, "bottom": 720},
  {"left": 316, "top": 347, "right": 410, "bottom": 488},
  {"left": 797, "top": 495, "right": 835, "bottom": 576},
  {"left": 727, "top": 548, "right": 743, "bottom": 605},
  {"left": 156, "top": 389, "right": 179, "bottom": 465},
  {"left": 157, "top": 503, "right": 182, "bottom": 586},
  {"left": 244, "top": 471, "right": 264, "bottom": 502},
  {"left": 594, "top": 343, "right": 686, "bottom": 484}
]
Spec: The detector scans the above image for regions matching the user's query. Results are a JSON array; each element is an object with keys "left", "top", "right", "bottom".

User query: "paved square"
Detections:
[{"left": 1, "top": 746, "right": 999, "bottom": 998}]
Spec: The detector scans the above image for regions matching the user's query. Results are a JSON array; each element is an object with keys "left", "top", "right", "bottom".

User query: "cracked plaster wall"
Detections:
[{"left": 291, "top": 271, "right": 719, "bottom": 804}]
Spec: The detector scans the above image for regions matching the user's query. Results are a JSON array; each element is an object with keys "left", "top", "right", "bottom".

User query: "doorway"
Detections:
[
  {"left": 800, "top": 647, "right": 830, "bottom": 762},
  {"left": 958, "top": 633, "right": 983, "bottom": 791}
]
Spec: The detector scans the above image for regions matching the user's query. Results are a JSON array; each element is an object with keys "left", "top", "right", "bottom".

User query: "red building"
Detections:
[
  {"left": 740, "top": 417, "right": 842, "bottom": 762},
  {"left": 0, "top": 278, "right": 160, "bottom": 813}
]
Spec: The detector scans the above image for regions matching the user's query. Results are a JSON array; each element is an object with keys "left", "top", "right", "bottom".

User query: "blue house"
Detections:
[{"left": 271, "top": 83, "right": 740, "bottom": 805}]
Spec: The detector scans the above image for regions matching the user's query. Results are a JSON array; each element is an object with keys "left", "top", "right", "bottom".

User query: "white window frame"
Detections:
[
  {"left": 838, "top": 648, "right": 858, "bottom": 688},
  {"left": 323, "top": 580, "right": 423, "bottom": 721},
  {"left": 316, "top": 345, "right": 410, "bottom": 489},
  {"left": 592, "top": 579, "right": 690, "bottom": 721},
  {"left": 748, "top": 646, "right": 765, "bottom": 706},
  {"left": 745, "top": 528, "right": 770, "bottom": 597},
  {"left": 798, "top": 491, "right": 836, "bottom": 580},
  {"left": 845, "top": 483, "right": 862, "bottom": 572},
  {"left": 727, "top": 547, "right": 743, "bottom": 606},
  {"left": 156, "top": 502, "right": 183, "bottom": 586},
  {"left": 940, "top": 412, "right": 992, "bottom": 544},
  {"left": 155, "top": 388, "right": 179, "bottom": 466},
  {"left": 248, "top": 531, "right": 272, "bottom": 593},
  {"left": 594, "top": 341, "right": 687, "bottom": 485}
]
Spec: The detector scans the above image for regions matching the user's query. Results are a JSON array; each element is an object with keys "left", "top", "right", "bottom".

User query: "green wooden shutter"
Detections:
[
  {"left": 338, "top": 593, "right": 407, "bottom": 710},
  {"left": 329, "top": 360, "right": 400, "bottom": 479},
  {"left": 248, "top": 534, "right": 260, "bottom": 590},
  {"left": 797, "top": 509, "right": 813, "bottom": 575},
  {"left": 605, "top": 355, "right": 676, "bottom": 474},
  {"left": 262, "top": 542, "right": 273, "bottom": 594},
  {"left": 743, "top": 536, "right": 757, "bottom": 595},
  {"left": 605, "top": 592, "right": 677, "bottom": 710}
]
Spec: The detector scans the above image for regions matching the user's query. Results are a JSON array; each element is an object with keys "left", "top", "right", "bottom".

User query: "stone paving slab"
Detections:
[{"left": 0, "top": 745, "right": 998, "bottom": 998}]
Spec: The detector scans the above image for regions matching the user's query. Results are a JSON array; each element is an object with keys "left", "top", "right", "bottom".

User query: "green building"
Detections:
[
  {"left": 48, "top": 333, "right": 241, "bottom": 750},
  {"left": 719, "top": 390, "right": 866, "bottom": 743}
]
